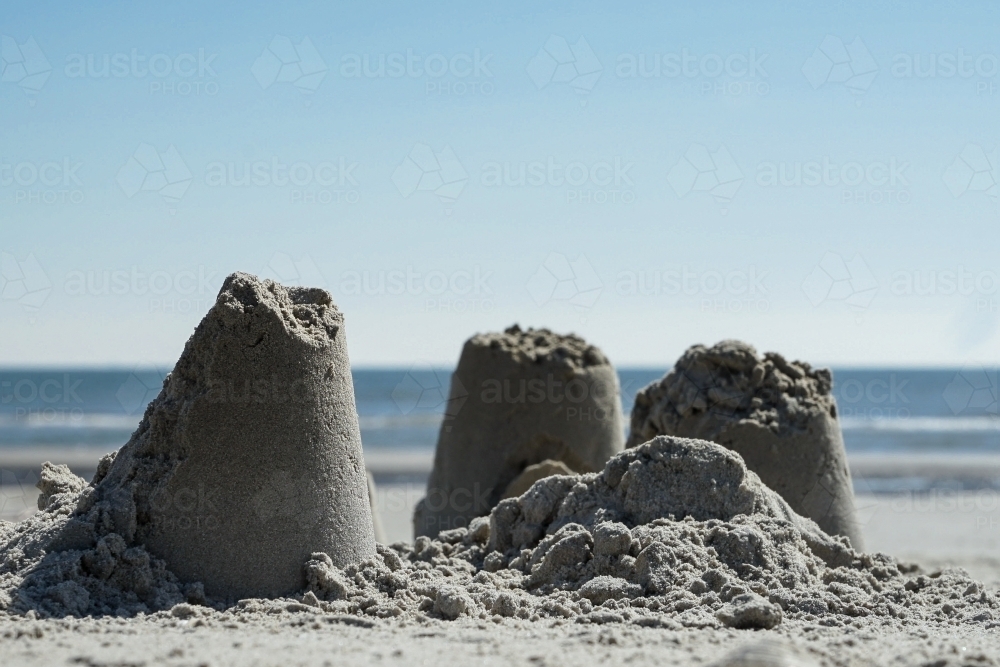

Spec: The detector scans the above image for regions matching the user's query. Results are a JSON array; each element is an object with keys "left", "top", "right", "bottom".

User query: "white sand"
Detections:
[
  {"left": 5, "top": 450, "right": 1000, "bottom": 666},
  {"left": 1, "top": 615, "right": 998, "bottom": 667},
  {"left": 3, "top": 483, "right": 1000, "bottom": 666}
]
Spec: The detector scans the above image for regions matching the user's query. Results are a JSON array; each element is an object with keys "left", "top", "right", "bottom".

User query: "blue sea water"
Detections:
[{"left": 0, "top": 368, "right": 998, "bottom": 455}]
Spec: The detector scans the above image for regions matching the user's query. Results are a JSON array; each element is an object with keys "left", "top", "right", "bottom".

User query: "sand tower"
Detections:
[
  {"left": 627, "top": 340, "right": 865, "bottom": 550},
  {"left": 95, "top": 272, "right": 376, "bottom": 599},
  {"left": 414, "top": 325, "right": 625, "bottom": 537}
]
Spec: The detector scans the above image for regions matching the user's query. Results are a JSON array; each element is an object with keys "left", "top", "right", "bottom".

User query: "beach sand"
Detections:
[
  {"left": 4, "top": 450, "right": 1000, "bottom": 666},
  {"left": 2, "top": 492, "right": 999, "bottom": 667},
  {"left": 1, "top": 614, "right": 998, "bottom": 667}
]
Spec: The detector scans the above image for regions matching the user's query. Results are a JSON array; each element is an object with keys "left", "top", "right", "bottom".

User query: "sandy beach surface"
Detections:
[
  {"left": 3, "top": 447, "right": 1000, "bottom": 666},
  {"left": 2, "top": 613, "right": 998, "bottom": 667}
]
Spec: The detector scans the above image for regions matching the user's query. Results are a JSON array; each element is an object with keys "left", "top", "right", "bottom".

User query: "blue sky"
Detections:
[{"left": 2, "top": 1, "right": 999, "bottom": 368}]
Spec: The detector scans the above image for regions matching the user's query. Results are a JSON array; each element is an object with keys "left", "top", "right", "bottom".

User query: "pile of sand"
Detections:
[
  {"left": 0, "top": 462, "right": 190, "bottom": 616},
  {"left": 1, "top": 429, "right": 998, "bottom": 667},
  {"left": 301, "top": 437, "right": 998, "bottom": 630},
  {"left": 8, "top": 436, "right": 980, "bottom": 629},
  {"left": 628, "top": 340, "right": 863, "bottom": 548}
]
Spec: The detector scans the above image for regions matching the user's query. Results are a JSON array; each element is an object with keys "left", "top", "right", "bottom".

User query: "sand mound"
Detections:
[
  {"left": 627, "top": 341, "right": 863, "bottom": 548},
  {"left": 0, "top": 462, "right": 190, "bottom": 617},
  {"left": 301, "top": 437, "right": 996, "bottom": 630},
  {"left": 2, "top": 414, "right": 997, "bottom": 632}
]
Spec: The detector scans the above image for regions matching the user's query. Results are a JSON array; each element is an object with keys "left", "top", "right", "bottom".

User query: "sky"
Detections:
[{"left": 2, "top": 1, "right": 1000, "bottom": 368}]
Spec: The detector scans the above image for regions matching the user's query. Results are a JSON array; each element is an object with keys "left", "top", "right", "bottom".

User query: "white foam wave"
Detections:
[{"left": 840, "top": 415, "right": 1000, "bottom": 433}]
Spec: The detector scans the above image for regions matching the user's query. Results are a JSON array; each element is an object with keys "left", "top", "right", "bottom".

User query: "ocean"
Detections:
[{"left": 1, "top": 367, "right": 997, "bottom": 456}]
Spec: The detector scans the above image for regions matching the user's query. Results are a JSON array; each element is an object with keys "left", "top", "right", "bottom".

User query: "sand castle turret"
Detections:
[
  {"left": 94, "top": 273, "right": 376, "bottom": 599},
  {"left": 414, "top": 325, "right": 625, "bottom": 537},
  {"left": 627, "top": 340, "right": 865, "bottom": 550}
]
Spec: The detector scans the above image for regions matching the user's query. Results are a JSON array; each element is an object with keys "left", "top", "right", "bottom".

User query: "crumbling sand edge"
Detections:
[
  {"left": 4, "top": 436, "right": 997, "bottom": 643},
  {"left": 627, "top": 340, "right": 864, "bottom": 549}
]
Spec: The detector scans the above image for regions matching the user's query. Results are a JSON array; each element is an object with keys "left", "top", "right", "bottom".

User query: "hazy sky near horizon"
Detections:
[{"left": 2, "top": 1, "right": 1000, "bottom": 368}]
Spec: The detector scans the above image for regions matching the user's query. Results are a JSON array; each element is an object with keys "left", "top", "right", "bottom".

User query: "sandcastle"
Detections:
[
  {"left": 413, "top": 325, "right": 625, "bottom": 537},
  {"left": 6, "top": 280, "right": 1000, "bottom": 667},
  {"left": 89, "top": 272, "right": 376, "bottom": 599},
  {"left": 627, "top": 340, "right": 865, "bottom": 550}
]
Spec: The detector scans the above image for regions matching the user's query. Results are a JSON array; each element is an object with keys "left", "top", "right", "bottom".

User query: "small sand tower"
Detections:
[
  {"left": 95, "top": 273, "right": 376, "bottom": 599},
  {"left": 414, "top": 325, "right": 625, "bottom": 537},
  {"left": 627, "top": 340, "right": 865, "bottom": 550}
]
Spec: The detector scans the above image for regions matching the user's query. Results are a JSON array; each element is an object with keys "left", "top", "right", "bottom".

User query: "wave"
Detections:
[
  {"left": 358, "top": 413, "right": 444, "bottom": 429},
  {"left": 0, "top": 412, "right": 141, "bottom": 430},
  {"left": 0, "top": 411, "right": 448, "bottom": 431},
  {"left": 840, "top": 416, "right": 1000, "bottom": 433}
]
